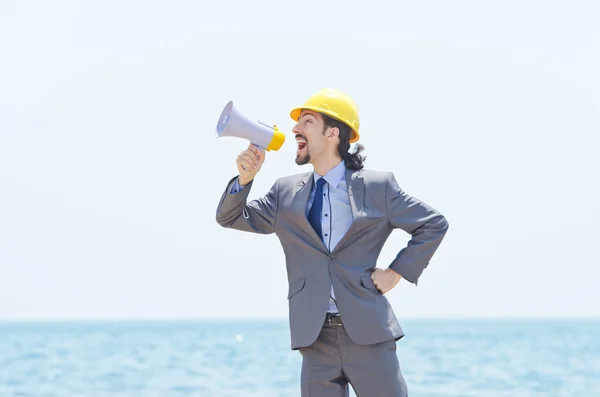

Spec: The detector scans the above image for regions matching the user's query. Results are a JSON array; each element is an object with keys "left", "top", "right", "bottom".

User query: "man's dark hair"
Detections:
[{"left": 322, "top": 114, "right": 366, "bottom": 170}]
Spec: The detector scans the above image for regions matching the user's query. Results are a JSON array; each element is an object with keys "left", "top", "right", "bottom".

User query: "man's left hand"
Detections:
[{"left": 371, "top": 268, "right": 402, "bottom": 294}]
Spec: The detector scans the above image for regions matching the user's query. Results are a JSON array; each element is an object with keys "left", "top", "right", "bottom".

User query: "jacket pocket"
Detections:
[{"left": 287, "top": 277, "right": 306, "bottom": 299}]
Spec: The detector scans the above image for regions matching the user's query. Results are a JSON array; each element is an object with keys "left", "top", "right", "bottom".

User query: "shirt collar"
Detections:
[{"left": 313, "top": 160, "right": 346, "bottom": 189}]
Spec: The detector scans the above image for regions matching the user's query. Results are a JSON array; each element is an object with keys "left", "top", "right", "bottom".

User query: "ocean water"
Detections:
[{"left": 0, "top": 319, "right": 598, "bottom": 397}]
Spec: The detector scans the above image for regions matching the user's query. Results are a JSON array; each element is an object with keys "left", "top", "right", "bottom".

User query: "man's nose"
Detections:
[{"left": 292, "top": 123, "right": 302, "bottom": 135}]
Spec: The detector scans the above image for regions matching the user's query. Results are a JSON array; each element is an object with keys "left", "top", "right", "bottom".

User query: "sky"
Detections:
[{"left": 1, "top": 0, "right": 598, "bottom": 321}]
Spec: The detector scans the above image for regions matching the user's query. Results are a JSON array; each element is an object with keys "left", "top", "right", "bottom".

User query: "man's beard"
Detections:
[
  {"left": 295, "top": 150, "right": 310, "bottom": 165},
  {"left": 295, "top": 139, "right": 310, "bottom": 165}
]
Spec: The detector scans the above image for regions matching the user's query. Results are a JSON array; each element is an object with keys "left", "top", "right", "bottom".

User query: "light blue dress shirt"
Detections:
[{"left": 231, "top": 160, "right": 353, "bottom": 313}]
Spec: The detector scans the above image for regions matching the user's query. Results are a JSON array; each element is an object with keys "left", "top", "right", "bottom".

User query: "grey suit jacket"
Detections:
[{"left": 216, "top": 168, "right": 449, "bottom": 350}]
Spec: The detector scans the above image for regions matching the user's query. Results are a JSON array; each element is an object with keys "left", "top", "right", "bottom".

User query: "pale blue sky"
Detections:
[{"left": 1, "top": 1, "right": 598, "bottom": 321}]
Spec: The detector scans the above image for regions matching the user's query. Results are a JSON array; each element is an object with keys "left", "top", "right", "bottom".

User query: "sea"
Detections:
[{"left": 0, "top": 319, "right": 598, "bottom": 397}]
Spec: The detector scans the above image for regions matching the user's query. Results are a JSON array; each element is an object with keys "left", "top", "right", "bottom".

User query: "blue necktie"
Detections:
[{"left": 308, "top": 178, "right": 327, "bottom": 240}]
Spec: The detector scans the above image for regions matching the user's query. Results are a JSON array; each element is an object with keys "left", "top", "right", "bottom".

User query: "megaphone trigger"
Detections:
[{"left": 215, "top": 101, "right": 286, "bottom": 151}]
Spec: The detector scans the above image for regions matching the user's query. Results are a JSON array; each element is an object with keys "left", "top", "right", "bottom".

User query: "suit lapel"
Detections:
[
  {"left": 347, "top": 169, "right": 364, "bottom": 222},
  {"left": 332, "top": 169, "right": 364, "bottom": 254},
  {"left": 293, "top": 172, "right": 312, "bottom": 212},
  {"left": 292, "top": 173, "right": 328, "bottom": 251}
]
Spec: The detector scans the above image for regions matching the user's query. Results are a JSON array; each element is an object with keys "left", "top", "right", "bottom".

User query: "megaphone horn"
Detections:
[{"left": 216, "top": 101, "right": 285, "bottom": 151}]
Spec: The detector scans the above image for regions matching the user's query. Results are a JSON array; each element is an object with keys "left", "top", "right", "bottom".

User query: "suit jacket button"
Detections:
[{"left": 329, "top": 255, "right": 334, "bottom": 260}]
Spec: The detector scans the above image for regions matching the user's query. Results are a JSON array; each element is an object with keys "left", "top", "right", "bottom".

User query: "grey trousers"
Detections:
[{"left": 298, "top": 321, "right": 408, "bottom": 397}]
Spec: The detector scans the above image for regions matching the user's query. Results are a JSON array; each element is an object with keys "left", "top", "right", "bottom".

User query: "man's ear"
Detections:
[{"left": 327, "top": 127, "right": 340, "bottom": 140}]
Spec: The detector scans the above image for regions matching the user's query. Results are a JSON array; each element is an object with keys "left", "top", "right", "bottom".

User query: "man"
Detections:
[{"left": 216, "top": 88, "right": 449, "bottom": 396}]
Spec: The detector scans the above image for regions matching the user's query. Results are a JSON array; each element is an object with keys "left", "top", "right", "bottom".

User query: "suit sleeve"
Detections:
[
  {"left": 216, "top": 175, "right": 278, "bottom": 234},
  {"left": 385, "top": 172, "right": 449, "bottom": 285}
]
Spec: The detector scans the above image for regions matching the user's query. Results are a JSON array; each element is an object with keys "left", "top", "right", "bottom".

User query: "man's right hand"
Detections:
[{"left": 236, "top": 144, "right": 265, "bottom": 185}]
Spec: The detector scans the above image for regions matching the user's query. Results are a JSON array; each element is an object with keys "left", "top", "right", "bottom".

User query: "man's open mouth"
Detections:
[{"left": 296, "top": 138, "right": 307, "bottom": 151}]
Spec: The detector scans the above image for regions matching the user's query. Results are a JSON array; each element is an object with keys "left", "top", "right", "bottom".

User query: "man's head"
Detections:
[
  {"left": 292, "top": 110, "right": 347, "bottom": 166},
  {"left": 290, "top": 88, "right": 366, "bottom": 172}
]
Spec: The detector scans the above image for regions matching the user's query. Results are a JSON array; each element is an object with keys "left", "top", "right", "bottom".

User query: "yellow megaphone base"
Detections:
[{"left": 266, "top": 125, "right": 285, "bottom": 151}]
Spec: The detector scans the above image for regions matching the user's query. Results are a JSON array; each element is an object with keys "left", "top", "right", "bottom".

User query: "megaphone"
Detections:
[{"left": 215, "top": 101, "right": 285, "bottom": 151}]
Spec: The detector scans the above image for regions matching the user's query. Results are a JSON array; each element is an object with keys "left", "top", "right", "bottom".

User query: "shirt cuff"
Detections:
[{"left": 230, "top": 177, "right": 246, "bottom": 194}]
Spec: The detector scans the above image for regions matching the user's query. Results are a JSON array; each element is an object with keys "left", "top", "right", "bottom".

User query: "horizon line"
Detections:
[{"left": 1, "top": 315, "right": 599, "bottom": 323}]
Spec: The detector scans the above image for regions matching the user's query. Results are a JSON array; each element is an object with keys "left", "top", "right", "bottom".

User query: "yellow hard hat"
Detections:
[{"left": 290, "top": 88, "right": 360, "bottom": 143}]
